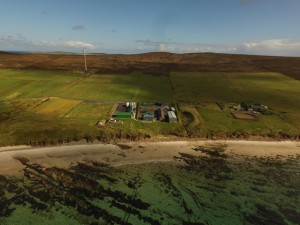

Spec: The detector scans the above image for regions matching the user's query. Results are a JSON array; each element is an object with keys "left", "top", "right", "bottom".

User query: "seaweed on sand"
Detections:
[{"left": 179, "top": 145, "right": 232, "bottom": 181}]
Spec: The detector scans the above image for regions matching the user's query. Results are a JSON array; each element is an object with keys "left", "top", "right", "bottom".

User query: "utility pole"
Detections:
[{"left": 83, "top": 48, "right": 87, "bottom": 72}]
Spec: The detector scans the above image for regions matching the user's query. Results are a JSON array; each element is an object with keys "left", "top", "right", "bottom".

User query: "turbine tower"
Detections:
[{"left": 83, "top": 47, "right": 87, "bottom": 72}]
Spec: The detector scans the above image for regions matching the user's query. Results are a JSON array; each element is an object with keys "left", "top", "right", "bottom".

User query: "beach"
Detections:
[
  {"left": 1, "top": 140, "right": 299, "bottom": 175},
  {"left": 1, "top": 140, "right": 300, "bottom": 225}
]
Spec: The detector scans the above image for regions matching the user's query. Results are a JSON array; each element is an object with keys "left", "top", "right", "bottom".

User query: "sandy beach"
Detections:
[{"left": 0, "top": 140, "right": 299, "bottom": 175}]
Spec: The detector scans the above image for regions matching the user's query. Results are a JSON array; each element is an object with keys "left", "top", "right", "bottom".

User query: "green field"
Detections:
[
  {"left": 171, "top": 72, "right": 300, "bottom": 111},
  {"left": 197, "top": 104, "right": 298, "bottom": 137},
  {"left": 55, "top": 72, "right": 174, "bottom": 102},
  {"left": 65, "top": 102, "right": 114, "bottom": 120},
  {"left": 171, "top": 72, "right": 300, "bottom": 137},
  {"left": 33, "top": 97, "right": 81, "bottom": 116},
  {"left": 0, "top": 70, "right": 179, "bottom": 146},
  {"left": 0, "top": 69, "right": 78, "bottom": 99},
  {"left": 0, "top": 69, "right": 299, "bottom": 146}
]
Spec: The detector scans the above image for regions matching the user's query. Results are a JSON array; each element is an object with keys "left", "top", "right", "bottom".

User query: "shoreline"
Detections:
[
  {"left": 0, "top": 139, "right": 299, "bottom": 175},
  {"left": 1, "top": 137, "right": 299, "bottom": 152}
]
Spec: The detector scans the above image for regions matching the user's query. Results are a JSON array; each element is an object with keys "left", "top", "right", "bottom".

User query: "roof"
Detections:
[
  {"left": 114, "top": 111, "right": 131, "bottom": 115},
  {"left": 168, "top": 111, "right": 177, "bottom": 119},
  {"left": 145, "top": 111, "right": 154, "bottom": 115},
  {"left": 143, "top": 113, "right": 154, "bottom": 120}
]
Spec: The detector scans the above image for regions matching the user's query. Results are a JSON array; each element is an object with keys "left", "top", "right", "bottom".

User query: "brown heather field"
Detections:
[{"left": 1, "top": 51, "right": 300, "bottom": 79}]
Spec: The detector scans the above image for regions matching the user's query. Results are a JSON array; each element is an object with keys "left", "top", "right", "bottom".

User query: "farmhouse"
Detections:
[{"left": 241, "top": 103, "right": 269, "bottom": 114}]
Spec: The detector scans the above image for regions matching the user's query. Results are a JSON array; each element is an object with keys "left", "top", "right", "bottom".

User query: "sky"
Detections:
[{"left": 1, "top": 0, "right": 300, "bottom": 56}]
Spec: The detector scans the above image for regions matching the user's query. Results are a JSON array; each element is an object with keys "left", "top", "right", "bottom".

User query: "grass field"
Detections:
[
  {"left": 0, "top": 69, "right": 299, "bottom": 146},
  {"left": 65, "top": 102, "right": 114, "bottom": 120},
  {"left": 0, "top": 70, "right": 178, "bottom": 145},
  {"left": 197, "top": 104, "right": 299, "bottom": 137},
  {"left": 55, "top": 72, "right": 174, "bottom": 102},
  {"left": 33, "top": 97, "right": 81, "bottom": 116},
  {"left": 171, "top": 72, "right": 300, "bottom": 111},
  {"left": 0, "top": 69, "right": 78, "bottom": 99},
  {"left": 171, "top": 72, "right": 300, "bottom": 137}
]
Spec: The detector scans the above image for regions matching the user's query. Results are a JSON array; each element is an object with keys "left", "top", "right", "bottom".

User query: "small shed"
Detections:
[
  {"left": 143, "top": 111, "right": 154, "bottom": 121},
  {"left": 168, "top": 111, "right": 177, "bottom": 123}
]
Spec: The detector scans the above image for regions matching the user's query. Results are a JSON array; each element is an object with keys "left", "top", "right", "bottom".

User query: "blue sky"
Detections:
[{"left": 1, "top": 0, "right": 300, "bottom": 56}]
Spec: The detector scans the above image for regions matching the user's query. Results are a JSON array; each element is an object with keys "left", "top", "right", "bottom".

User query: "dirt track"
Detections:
[{"left": 1, "top": 51, "right": 300, "bottom": 79}]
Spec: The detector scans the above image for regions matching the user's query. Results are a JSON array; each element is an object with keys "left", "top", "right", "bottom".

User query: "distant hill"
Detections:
[{"left": 0, "top": 51, "right": 300, "bottom": 80}]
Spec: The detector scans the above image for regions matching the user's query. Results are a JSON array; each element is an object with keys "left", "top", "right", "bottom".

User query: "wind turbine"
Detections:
[{"left": 83, "top": 47, "right": 87, "bottom": 72}]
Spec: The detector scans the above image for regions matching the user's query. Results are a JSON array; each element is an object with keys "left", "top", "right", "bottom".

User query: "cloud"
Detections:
[
  {"left": 31, "top": 40, "right": 95, "bottom": 49},
  {"left": 1, "top": 34, "right": 300, "bottom": 56},
  {"left": 240, "top": 39, "right": 300, "bottom": 56},
  {"left": 0, "top": 34, "right": 96, "bottom": 51},
  {"left": 64, "top": 41, "right": 94, "bottom": 48},
  {"left": 243, "top": 39, "right": 300, "bottom": 49},
  {"left": 135, "top": 39, "right": 300, "bottom": 56},
  {"left": 72, "top": 25, "right": 85, "bottom": 30},
  {"left": 0, "top": 35, "right": 14, "bottom": 42},
  {"left": 135, "top": 40, "right": 236, "bottom": 53}
]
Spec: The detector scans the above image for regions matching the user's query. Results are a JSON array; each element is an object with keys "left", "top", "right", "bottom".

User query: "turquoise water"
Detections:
[{"left": 0, "top": 145, "right": 299, "bottom": 225}]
